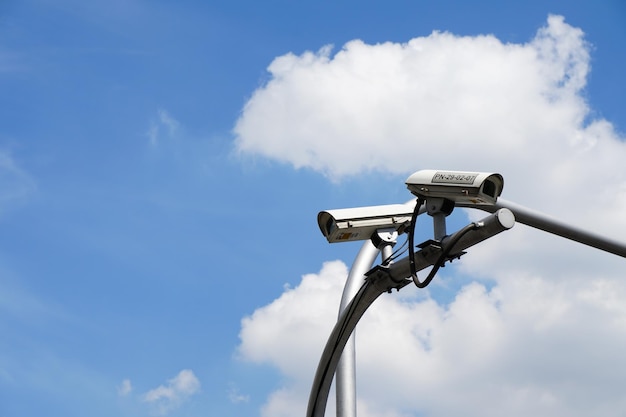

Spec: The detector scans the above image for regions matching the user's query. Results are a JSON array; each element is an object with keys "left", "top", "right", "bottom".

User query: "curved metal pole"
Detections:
[
  {"left": 307, "top": 209, "right": 515, "bottom": 417},
  {"left": 335, "top": 201, "right": 418, "bottom": 417},
  {"left": 336, "top": 239, "right": 380, "bottom": 417}
]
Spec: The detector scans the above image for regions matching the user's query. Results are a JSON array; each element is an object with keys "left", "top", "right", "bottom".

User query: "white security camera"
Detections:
[
  {"left": 318, "top": 202, "right": 416, "bottom": 243},
  {"left": 405, "top": 170, "right": 504, "bottom": 205}
]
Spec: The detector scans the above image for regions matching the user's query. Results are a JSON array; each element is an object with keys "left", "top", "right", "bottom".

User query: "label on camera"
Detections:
[{"left": 432, "top": 172, "right": 478, "bottom": 184}]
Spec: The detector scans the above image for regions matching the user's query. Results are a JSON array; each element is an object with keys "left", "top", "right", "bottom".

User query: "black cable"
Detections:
[
  {"left": 380, "top": 238, "right": 409, "bottom": 266},
  {"left": 413, "top": 221, "right": 479, "bottom": 288},
  {"left": 408, "top": 197, "right": 428, "bottom": 287},
  {"left": 408, "top": 197, "right": 480, "bottom": 288}
]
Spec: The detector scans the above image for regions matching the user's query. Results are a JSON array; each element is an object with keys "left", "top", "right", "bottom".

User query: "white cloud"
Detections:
[
  {"left": 117, "top": 378, "right": 132, "bottom": 396},
  {"left": 238, "top": 261, "right": 347, "bottom": 417},
  {"left": 235, "top": 14, "right": 626, "bottom": 417},
  {"left": 233, "top": 15, "right": 625, "bottom": 220},
  {"left": 239, "top": 260, "right": 626, "bottom": 417},
  {"left": 147, "top": 109, "right": 180, "bottom": 146},
  {"left": 234, "top": 16, "right": 596, "bottom": 179},
  {"left": 238, "top": 261, "right": 348, "bottom": 379},
  {"left": 158, "top": 109, "right": 180, "bottom": 137},
  {"left": 142, "top": 369, "right": 200, "bottom": 415},
  {"left": 228, "top": 383, "right": 250, "bottom": 404}
]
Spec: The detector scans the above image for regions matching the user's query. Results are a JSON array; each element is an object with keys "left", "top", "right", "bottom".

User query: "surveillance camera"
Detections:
[
  {"left": 318, "top": 202, "right": 416, "bottom": 243},
  {"left": 406, "top": 170, "right": 504, "bottom": 205}
]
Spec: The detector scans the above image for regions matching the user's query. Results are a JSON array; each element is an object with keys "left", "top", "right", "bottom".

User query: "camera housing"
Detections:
[
  {"left": 406, "top": 170, "right": 504, "bottom": 205},
  {"left": 318, "top": 202, "right": 415, "bottom": 243}
]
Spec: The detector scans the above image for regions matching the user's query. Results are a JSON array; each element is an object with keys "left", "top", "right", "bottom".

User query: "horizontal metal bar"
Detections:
[
  {"left": 458, "top": 199, "right": 626, "bottom": 258},
  {"left": 387, "top": 208, "right": 515, "bottom": 283}
]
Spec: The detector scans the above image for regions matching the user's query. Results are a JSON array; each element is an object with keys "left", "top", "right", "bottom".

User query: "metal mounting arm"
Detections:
[{"left": 458, "top": 199, "right": 626, "bottom": 258}]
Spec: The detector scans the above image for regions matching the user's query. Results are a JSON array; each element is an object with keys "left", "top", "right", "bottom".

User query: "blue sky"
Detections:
[{"left": 2, "top": 1, "right": 626, "bottom": 417}]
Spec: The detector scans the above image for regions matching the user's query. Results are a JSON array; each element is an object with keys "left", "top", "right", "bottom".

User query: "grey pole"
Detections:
[
  {"left": 335, "top": 239, "right": 380, "bottom": 417},
  {"left": 335, "top": 201, "right": 420, "bottom": 417},
  {"left": 336, "top": 229, "right": 398, "bottom": 417},
  {"left": 459, "top": 199, "right": 626, "bottom": 258}
]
